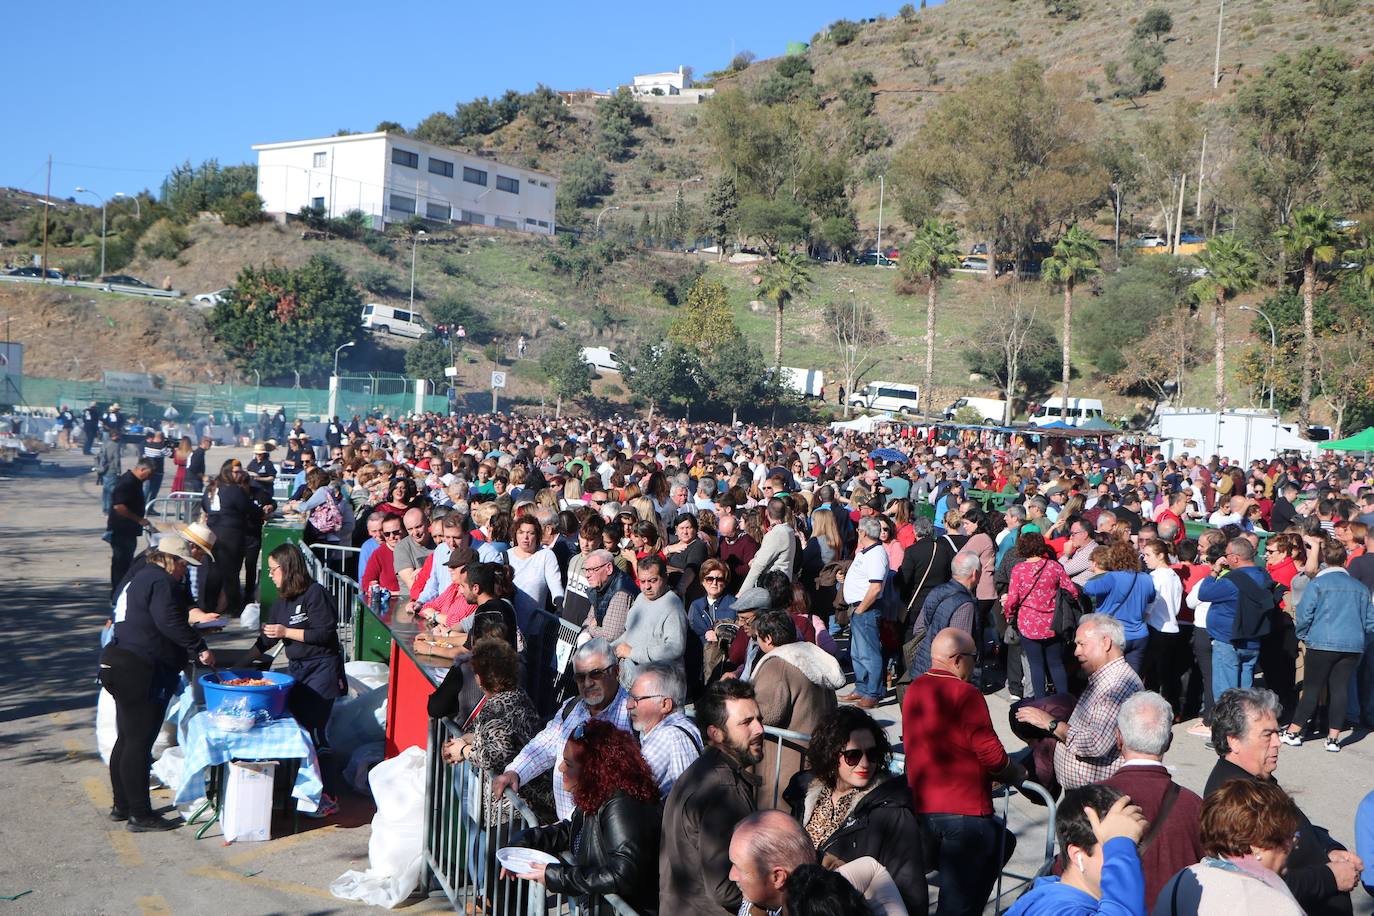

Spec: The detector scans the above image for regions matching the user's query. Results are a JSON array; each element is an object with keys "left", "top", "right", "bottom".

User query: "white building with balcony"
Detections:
[
  {"left": 632, "top": 66, "right": 691, "bottom": 96},
  {"left": 252, "top": 131, "right": 557, "bottom": 235}
]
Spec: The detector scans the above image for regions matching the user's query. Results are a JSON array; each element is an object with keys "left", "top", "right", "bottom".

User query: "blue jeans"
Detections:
[
  {"left": 850, "top": 608, "right": 883, "bottom": 699},
  {"left": 920, "top": 812, "right": 1016, "bottom": 916},
  {"left": 1021, "top": 636, "right": 1067, "bottom": 699},
  {"left": 101, "top": 473, "right": 117, "bottom": 514},
  {"left": 1211, "top": 641, "right": 1259, "bottom": 700}
]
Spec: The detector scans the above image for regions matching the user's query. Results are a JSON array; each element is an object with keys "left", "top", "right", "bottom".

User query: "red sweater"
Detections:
[
  {"left": 361, "top": 543, "right": 399, "bottom": 595},
  {"left": 902, "top": 669, "right": 1009, "bottom": 816}
]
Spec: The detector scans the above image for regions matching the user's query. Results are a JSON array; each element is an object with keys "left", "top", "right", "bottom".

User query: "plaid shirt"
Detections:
[
  {"left": 638, "top": 709, "right": 702, "bottom": 796},
  {"left": 1054, "top": 657, "right": 1142, "bottom": 790},
  {"left": 508, "top": 688, "right": 633, "bottom": 820}
]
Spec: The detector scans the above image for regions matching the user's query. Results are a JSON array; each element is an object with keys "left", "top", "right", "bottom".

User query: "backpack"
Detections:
[
  {"left": 309, "top": 491, "right": 344, "bottom": 534},
  {"left": 1230, "top": 569, "right": 1275, "bottom": 642}
]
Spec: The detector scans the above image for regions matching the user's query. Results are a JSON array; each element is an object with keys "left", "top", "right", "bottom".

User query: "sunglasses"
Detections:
[
  {"left": 382, "top": 530, "right": 404, "bottom": 539},
  {"left": 703, "top": 575, "right": 725, "bottom": 582},
  {"left": 573, "top": 664, "right": 615, "bottom": 682},
  {"left": 839, "top": 747, "right": 879, "bottom": 767}
]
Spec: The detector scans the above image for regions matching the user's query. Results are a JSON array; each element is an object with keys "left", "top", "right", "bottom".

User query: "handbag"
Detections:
[
  {"left": 309, "top": 491, "right": 344, "bottom": 533},
  {"left": 1052, "top": 587, "right": 1088, "bottom": 641}
]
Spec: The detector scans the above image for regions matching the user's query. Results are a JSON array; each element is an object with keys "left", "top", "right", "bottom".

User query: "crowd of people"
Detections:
[{"left": 90, "top": 406, "right": 1374, "bottom": 913}]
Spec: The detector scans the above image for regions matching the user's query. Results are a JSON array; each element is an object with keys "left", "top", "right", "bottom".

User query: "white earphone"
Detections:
[{"left": 1075, "top": 853, "right": 1086, "bottom": 873}]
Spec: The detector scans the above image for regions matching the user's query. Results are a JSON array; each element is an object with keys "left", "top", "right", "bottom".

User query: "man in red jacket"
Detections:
[
  {"left": 1098, "top": 690, "right": 1203, "bottom": 907},
  {"left": 361, "top": 513, "right": 402, "bottom": 596},
  {"left": 904, "top": 628, "right": 1025, "bottom": 915}
]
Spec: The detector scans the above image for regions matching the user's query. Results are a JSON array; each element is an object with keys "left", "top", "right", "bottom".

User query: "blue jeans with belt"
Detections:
[
  {"left": 849, "top": 607, "right": 883, "bottom": 699},
  {"left": 920, "top": 812, "right": 1016, "bottom": 916}
]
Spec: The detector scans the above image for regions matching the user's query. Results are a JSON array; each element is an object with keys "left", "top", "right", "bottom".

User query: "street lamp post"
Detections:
[
  {"left": 74, "top": 187, "right": 107, "bottom": 277},
  {"left": 1238, "top": 305, "right": 1277, "bottom": 412},
  {"left": 113, "top": 192, "right": 140, "bottom": 220},
  {"left": 333, "top": 340, "right": 356, "bottom": 376},
  {"left": 329, "top": 341, "right": 355, "bottom": 420},
  {"left": 595, "top": 206, "right": 620, "bottom": 236},
  {"left": 410, "top": 230, "right": 426, "bottom": 311}
]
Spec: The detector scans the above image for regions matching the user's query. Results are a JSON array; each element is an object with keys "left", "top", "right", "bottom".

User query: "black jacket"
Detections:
[
  {"left": 1204, "top": 758, "right": 1350, "bottom": 915},
  {"left": 513, "top": 790, "right": 662, "bottom": 915},
  {"left": 111, "top": 564, "right": 207, "bottom": 669},
  {"left": 254, "top": 582, "right": 342, "bottom": 661},
  {"left": 660, "top": 747, "right": 758, "bottom": 916},
  {"left": 785, "top": 773, "right": 929, "bottom": 914},
  {"left": 204, "top": 483, "right": 265, "bottom": 538},
  {"left": 898, "top": 534, "right": 956, "bottom": 609}
]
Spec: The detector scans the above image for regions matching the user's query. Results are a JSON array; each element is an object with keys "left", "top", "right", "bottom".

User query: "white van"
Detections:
[
  {"left": 849, "top": 381, "right": 921, "bottom": 415},
  {"left": 779, "top": 366, "right": 825, "bottom": 399},
  {"left": 361, "top": 303, "right": 428, "bottom": 339},
  {"left": 1028, "top": 396, "right": 1106, "bottom": 427},
  {"left": 580, "top": 346, "right": 622, "bottom": 374},
  {"left": 944, "top": 396, "right": 1009, "bottom": 424}
]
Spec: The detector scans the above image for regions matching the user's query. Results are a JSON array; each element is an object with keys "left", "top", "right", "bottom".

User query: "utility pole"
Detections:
[
  {"left": 41, "top": 155, "right": 51, "bottom": 281},
  {"left": 1196, "top": 130, "right": 1207, "bottom": 220},
  {"left": 875, "top": 175, "right": 885, "bottom": 265},
  {"left": 1213, "top": 0, "right": 1225, "bottom": 89}
]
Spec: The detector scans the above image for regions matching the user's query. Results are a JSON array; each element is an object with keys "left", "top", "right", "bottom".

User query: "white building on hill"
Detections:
[
  {"left": 252, "top": 131, "right": 557, "bottom": 235},
  {"left": 632, "top": 66, "right": 691, "bottom": 96}
]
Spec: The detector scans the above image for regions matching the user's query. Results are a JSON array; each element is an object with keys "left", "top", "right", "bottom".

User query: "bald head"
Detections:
[{"left": 930, "top": 628, "right": 976, "bottom": 679}]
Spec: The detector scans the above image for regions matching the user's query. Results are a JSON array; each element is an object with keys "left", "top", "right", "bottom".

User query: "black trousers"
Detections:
[
  {"left": 1292, "top": 648, "right": 1361, "bottom": 735},
  {"left": 1144, "top": 627, "right": 1190, "bottom": 715},
  {"left": 110, "top": 530, "right": 138, "bottom": 598},
  {"left": 100, "top": 647, "right": 174, "bottom": 817},
  {"left": 242, "top": 534, "right": 262, "bottom": 604},
  {"left": 83, "top": 426, "right": 97, "bottom": 454},
  {"left": 203, "top": 532, "right": 245, "bottom": 615}
]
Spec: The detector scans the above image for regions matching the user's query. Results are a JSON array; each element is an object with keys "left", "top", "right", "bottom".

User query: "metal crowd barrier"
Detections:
[
  {"left": 146, "top": 491, "right": 204, "bottom": 524},
  {"left": 422, "top": 715, "right": 638, "bottom": 915},
  {"left": 297, "top": 545, "right": 362, "bottom": 661},
  {"left": 991, "top": 780, "right": 1058, "bottom": 914}
]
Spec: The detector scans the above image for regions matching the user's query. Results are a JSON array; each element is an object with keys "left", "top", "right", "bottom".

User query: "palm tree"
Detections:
[
  {"left": 902, "top": 219, "right": 964, "bottom": 413},
  {"left": 1276, "top": 206, "right": 1341, "bottom": 430},
  {"left": 1040, "top": 225, "right": 1102, "bottom": 407},
  {"left": 758, "top": 249, "right": 812, "bottom": 367},
  {"left": 1190, "top": 234, "right": 1260, "bottom": 411}
]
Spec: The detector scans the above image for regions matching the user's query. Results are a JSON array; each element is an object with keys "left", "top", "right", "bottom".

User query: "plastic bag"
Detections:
[
  {"left": 344, "top": 660, "right": 391, "bottom": 696},
  {"left": 343, "top": 741, "right": 388, "bottom": 796},
  {"left": 324, "top": 685, "right": 387, "bottom": 759},
  {"left": 97, "top": 688, "right": 176, "bottom": 765},
  {"left": 330, "top": 746, "right": 426, "bottom": 908},
  {"left": 239, "top": 602, "right": 261, "bottom": 630},
  {"left": 151, "top": 746, "right": 186, "bottom": 791}
]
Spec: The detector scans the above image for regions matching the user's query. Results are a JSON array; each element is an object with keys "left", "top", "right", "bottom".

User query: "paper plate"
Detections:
[{"left": 495, "top": 846, "right": 559, "bottom": 874}]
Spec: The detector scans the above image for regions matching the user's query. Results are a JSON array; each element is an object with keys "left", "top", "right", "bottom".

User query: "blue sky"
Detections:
[{"left": 6, "top": 0, "right": 931, "bottom": 201}]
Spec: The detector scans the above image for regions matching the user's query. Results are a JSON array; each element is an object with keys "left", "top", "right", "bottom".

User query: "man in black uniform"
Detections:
[
  {"left": 325, "top": 415, "right": 343, "bottom": 449},
  {"left": 108, "top": 459, "right": 157, "bottom": 595},
  {"left": 82, "top": 402, "right": 100, "bottom": 454},
  {"left": 185, "top": 436, "right": 210, "bottom": 493},
  {"left": 141, "top": 430, "right": 171, "bottom": 504}
]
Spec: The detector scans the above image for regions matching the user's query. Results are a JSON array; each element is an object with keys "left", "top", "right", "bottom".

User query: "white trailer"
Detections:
[
  {"left": 779, "top": 366, "right": 825, "bottom": 399},
  {"left": 1150, "top": 409, "right": 1319, "bottom": 465}
]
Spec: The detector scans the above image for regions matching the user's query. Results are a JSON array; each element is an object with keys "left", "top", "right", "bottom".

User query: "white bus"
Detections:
[{"left": 849, "top": 381, "right": 922, "bottom": 415}]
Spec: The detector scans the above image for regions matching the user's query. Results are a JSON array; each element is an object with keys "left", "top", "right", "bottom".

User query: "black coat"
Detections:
[
  {"left": 786, "top": 773, "right": 929, "bottom": 914},
  {"left": 1204, "top": 758, "right": 1350, "bottom": 916},
  {"left": 111, "top": 563, "right": 207, "bottom": 670},
  {"left": 513, "top": 790, "right": 662, "bottom": 915}
]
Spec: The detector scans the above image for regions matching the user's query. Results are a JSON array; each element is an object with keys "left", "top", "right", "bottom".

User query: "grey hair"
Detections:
[
  {"left": 734, "top": 810, "right": 816, "bottom": 875},
  {"left": 573, "top": 637, "right": 616, "bottom": 668},
  {"left": 1077, "top": 613, "right": 1125, "bottom": 650},
  {"left": 670, "top": 481, "right": 691, "bottom": 496},
  {"left": 951, "top": 551, "right": 981, "bottom": 579},
  {"left": 1026, "top": 496, "right": 1048, "bottom": 512},
  {"left": 586, "top": 548, "right": 615, "bottom": 567},
  {"left": 1004, "top": 504, "right": 1027, "bottom": 524},
  {"left": 857, "top": 516, "right": 884, "bottom": 540},
  {"left": 697, "top": 477, "right": 717, "bottom": 496},
  {"left": 533, "top": 506, "right": 557, "bottom": 528},
  {"left": 911, "top": 515, "right": 935, "bottom": 538},
  {"left": 1210, "top": 688, "right": 1282, "bottom": 758},
  {"left": 1117, "top": 691, "right": 1174, "bottom": 757},
  {"left": 1156, "top": 518, "right": 1179, "bottom": 540},
  {"left": 1227, "top": 537, "right": 1256, "bottom": 561},
  {"left": 637, "top": 662, "right": 686, "bottom": 708}
]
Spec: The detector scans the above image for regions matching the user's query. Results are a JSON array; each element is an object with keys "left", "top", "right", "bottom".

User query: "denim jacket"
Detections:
[{"left": 1294, "top": 567, "right": 1374, "bottom": 653}]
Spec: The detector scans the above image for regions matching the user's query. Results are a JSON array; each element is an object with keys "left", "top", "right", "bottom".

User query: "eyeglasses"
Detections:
[
  {"left": 627, "top": 693, "right": 665, "bottom": 705},
  {"left": 573, "top": 664, "right": 615, "bottom": 682},
  {"left": 839, "top": 747, "right": 879, "bottom": 767},
  {"left": 584, "top": 562, "right": 611, "bottom": 574},
  {"left": 703, "top": 575, "right": 726, "bottom": 582}
]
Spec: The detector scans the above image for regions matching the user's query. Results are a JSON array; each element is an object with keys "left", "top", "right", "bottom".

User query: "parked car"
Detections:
[
  {"left": 958, "top": 255, "right": 990, "bottom": 271},
  {"left": 1133, "top": 235, "right": 1167, "bottom": 249},
  {"left": 944, "top": 396, "right": 1009, "bottom": 424},
  {"left": 361, "top": 303, "right": 428, "bottom": 339},
  {"left": 193, "top": 288, "right": 232, "bottom": 306},
  {"left": 854, "top": 248, "right": 899, "bottom": 267},
  {"left": 101, "top": 274, "right": 155, "bottom": 288},
  {"left": 7, "top": 266, "right": 65, "bottom": 280}
]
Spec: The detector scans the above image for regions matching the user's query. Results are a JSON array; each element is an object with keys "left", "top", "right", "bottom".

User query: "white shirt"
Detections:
[
  {"left": 844, "top": 542, "right": 890, "bottom": 605},
  {"left": 1145, "top": 566, "right": 1183, "bottom": 633}
]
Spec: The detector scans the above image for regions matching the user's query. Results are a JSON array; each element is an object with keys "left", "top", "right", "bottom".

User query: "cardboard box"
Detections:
[{"left": 222, "top": 761, "right": 276, "bottom": 842}]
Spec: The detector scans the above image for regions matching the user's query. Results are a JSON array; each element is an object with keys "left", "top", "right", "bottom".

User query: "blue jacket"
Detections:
[
  {"left": 1082, "top": 571, "right": 1155, "bottom": 641},
  {"left": 1005, "top": 837, "right": 1146, "bottom": 916},
  {"left": 1198, "top": 566, "right": 1272, "bottom": 646},
  {"left": 686, "top": 594, "right": 736, "bottom": 639},
  {"left": 1295, "top": 568, "right": 1374, "bottom": 654},
  {"left": 1357, "top": 789, "right": 1374, "bottom": 898}
]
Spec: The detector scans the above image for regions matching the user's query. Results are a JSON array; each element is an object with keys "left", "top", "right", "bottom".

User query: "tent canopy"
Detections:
[{"left": 1319, "top": 426, "right": 1374, "bottom": 451}]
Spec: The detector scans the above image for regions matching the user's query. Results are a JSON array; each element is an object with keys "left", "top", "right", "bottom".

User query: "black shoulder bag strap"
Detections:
[{"left": 1137, "top": 781, "right": 1182, "bottom": 853}]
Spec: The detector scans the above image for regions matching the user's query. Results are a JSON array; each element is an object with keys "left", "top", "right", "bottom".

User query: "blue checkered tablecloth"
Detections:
[{"left": 174, "top": 714, "right": 324, "bottom": 813}]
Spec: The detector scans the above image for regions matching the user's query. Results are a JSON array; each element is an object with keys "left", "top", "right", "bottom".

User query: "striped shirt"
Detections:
[
  {"left": 639, "top": 709, "right": 702, "bottom": 796},
  {"left": 508, "top": 688, "right": 633, "bottom": 820}
]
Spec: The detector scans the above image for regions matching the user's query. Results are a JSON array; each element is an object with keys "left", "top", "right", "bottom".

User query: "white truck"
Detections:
[
  {"left": 1150, "top": 408, "right": 1319, "bottom": 465},
  {"left": 779, "top": 366, "right": 825, "bottom": 399},
  {"left": 944, "top": 396, "right": 1009, "bottom": 424}
]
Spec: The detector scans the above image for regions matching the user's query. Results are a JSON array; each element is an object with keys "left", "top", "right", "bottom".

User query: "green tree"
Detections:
[
  {"left": 901, "top": 218, "right": 963, "bottom": 404},
  {"left": 404, "top": 338, "right": 452, "bottom": 386},
  {"left": 413, "top": 111, "right": 463, "bottom": 146},
  {"left": 209, "top": 255, "right": 362, "bottom": 382},
  {"left": 736, "top": 196, "right": 809, "bottom": 257},
  {"left": 757, "top": 250, "right": 813, "bottom": 367},
  {"left": 594, "top": 89, "right": 649, "bottom": 162},
  {"left": 555, "top": 155, "right": 612, "bottom": 221},
  {"left": 216, "top": 191, "right": 267, "bottom": 227},
  {"left": 140, "top": 218, "right": 191, "bottom": 260},
  {"left": 703, "top": 174, "right": 740, "bottom": 259},
  {"left": 1041, "top": 225, "right": 1102, "bottom": 405},
  {"left": 519, "top": 84, "right": 571, "bottom": 150},
  {"left": 429, "top": 295, "right": 489, "bottom": 340},
  {"left": 668, "top": 276, "right": 739, "bottom": 351},
  {"left": 539, "top": 338, "right": 595, "bottom": 417},
  {"left": 962, "top": 304, "right": 1063, "bottom": 401},
  {"left": 1078, "top": 256, "right": 1194, "bottom": 374},
  {"left": 699, "top": 90, "right": 804, "bottom": 200},
  {"left": 818, "top": 214, "right": 858, "bottom": 260},
  {"left": 1275, "top": 205, "right": 1342, "bottom": 429},
  {"left": 828, "top": 19, "right": 860, "bottom": 45},
  {"left": 374, "top": 121, "right": 404, "bottom": 133},
  {"left": 1134, "top": 7, "right": 1173, "bottom": 41},
  {"left": 703, "top": 336, "right": 772, "bottom": 424},
  {"left": 623, "top": 342, "right": 700, "bottom": 421},
  {"left": 754, "top": 55, "right": 818, "bottom": 107},
  {"left": 1111, "top": 38, "right": 1165, "bottom": 101},
  {"left": 1190, "top": 234, "right": 1261, "bottom": 410}
]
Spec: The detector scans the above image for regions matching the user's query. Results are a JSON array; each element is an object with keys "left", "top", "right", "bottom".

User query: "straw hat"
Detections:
[
  {"left": 158, "top": 535, "right": 201, "bottom": 566},
  {"left": 177, "top": 521, "right": 217, "bottom": 560},
  {"left": 252, "top": 440, "right": 273, "bottom": 453}
]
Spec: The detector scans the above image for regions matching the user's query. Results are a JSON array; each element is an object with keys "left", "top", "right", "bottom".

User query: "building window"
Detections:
[
  {"left": 463, "top": 167, "right": 488, "bottom": 186},
  {"left": 312, "top": 151, "right": 327, "bottom": 167},
  {"left": 311, "top": 196, "right": 325, "bottom": 210},
  {"left": 391, "top": 147, "right": 419, "bottom": 168},
  {"left": 426, "top": 201, "right": 452, "bottom": 220},
  {"left": 495, "top": 217, "right": 519, "bottom": 230},
  {"left": 525, "top": 217, "right": 538, "bottom": 225},
  {"left": 389, "top": 194, "right": 416, "bottom": 215},
  {"left": 428, "top": 157, "right": 454, "bottom": 178},
  {"left": 460, "top": 210, "right": 485, "bottom": 225},
  {"left": 537, "top": 220, "right": 550, "bottom": 228},
  {"left": 496, "top": 175, "right": 520, "bottom": 194}
]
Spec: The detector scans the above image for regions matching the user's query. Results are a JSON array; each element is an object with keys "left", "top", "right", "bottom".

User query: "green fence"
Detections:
[{"left": 15, "top": 374, "right": 450, "bottom": 421}]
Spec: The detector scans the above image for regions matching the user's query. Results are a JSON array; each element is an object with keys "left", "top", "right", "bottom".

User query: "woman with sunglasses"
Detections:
[
  {"left": 508, "top": 719, "right": 661, "bottom": 914},
  {"left": 785, "top": 705, "right": 927, "bottom": 914},
  {"left": 686, "top": 559, "right": 736, "bottom": 688}
]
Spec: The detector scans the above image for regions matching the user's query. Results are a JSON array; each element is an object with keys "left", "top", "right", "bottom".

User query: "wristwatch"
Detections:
[{"left": 1046, "top": 718, "right": 1061, "bottom": 735}]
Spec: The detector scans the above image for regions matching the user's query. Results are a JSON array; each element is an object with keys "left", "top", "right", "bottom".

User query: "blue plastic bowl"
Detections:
[{"left": 200, "top": 669, "right": 296, "bottom": 719}]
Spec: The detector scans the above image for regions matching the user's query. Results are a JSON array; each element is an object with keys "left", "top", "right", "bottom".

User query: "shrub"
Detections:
[
  {"left": 355, "top": 266, "right": 399, "bottom": 296},
  {"left": 296, "top": 204, "right": 328, "bottom": 229},
  {"left": 363, "top": 233, "right": 396, "bottom": 259},
  {"left": 327, "top": 209, "right": 372, "bottom": 239},
  {"left": 830, "top": 19, "right": 860, "bottom": 45},
  {"left": 217, "top": 191, "right": 267, "bottom": 227},
  {"left": 140, "top": 218, "right": 191, "bottom": 260}
]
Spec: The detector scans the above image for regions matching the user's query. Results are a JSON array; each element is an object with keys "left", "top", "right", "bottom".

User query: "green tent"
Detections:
[{"left": 1318, "top": 426, "right": 1374, "bottom": 451}]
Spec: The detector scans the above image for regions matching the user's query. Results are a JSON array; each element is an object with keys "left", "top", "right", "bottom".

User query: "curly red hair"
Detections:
[{"left": 565, "top": 719, "right": 660, "bottom": 814}]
